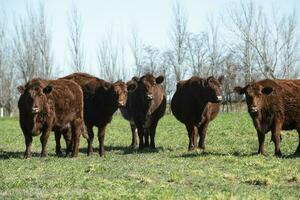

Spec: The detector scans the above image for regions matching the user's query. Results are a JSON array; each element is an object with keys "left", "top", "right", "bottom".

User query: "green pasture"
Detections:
[{"left": 0, "top": 113, "right": 300, "bottom": 199}]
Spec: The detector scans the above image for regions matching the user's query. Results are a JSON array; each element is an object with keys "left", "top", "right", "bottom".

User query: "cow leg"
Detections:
[
  {"left": 24, "top": 135, "right": 32, "bottom": 158},
  {"left": 257, "top": 131, "right": 265, "bottom": 155},
  {"left": 40, "top": 128, "right": 51, "bottom": 157},
  {"left": 198, "top": 121, "right": 208, "bottom": 150},
  {"left": 54, "top": 131, "right": 63, "bottom": 157},
  {"left": 185, "top": 124, "right": 195, "bottom": 151},
  {"left": 71, "top": 118, "right": 83, "bottom": 157},
  {"left": 98, "top": 126, "right": 106, "bottom": 157},
  {"left": 193, "top": 125, "right": 198, "bottom": 149},
  {"left": 294, "top": 129, "right": 300, "bottom": 155},
  {"left": 144, "top": 129, "right": 150, "bottom": 148},
  {"left": 137, "top": 125, "right": 145, "bottom": 150},
  {"left": 271, "top": 121, "right": 282, "bottom": 157},
  {"left": 62, "top": 128, "right": 72, "bottom": 157},
  {"left": 86, "top": 126, "right": 94, "bottom": 156},
  {"left": 130, "top": 123, "right": 138, "bottom": 148},
  {"left": 150, "top": 121, "right": 158, "bottom": 149}
]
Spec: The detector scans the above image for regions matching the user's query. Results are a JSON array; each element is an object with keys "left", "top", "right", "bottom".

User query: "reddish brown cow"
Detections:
[
  {"left": 62, "top": 73, "right": 127, "bottom": 157},
  {"left": 234, "top": 79, "right": 300, "bottom": 157},
  {"left": 171, "top": 76, "right": 223, "bottom": 150},
  {"left": 17, "top": 78, "right": 83, "bottom": 158},
  {"left": 121, "top": 74, "right": 166, "bottom": 149}
]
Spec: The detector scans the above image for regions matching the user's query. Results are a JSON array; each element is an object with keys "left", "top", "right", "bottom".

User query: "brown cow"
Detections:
[
  {"left": 17, "top": 78, "right": 83, "bottom": 158},
  {"left": 62, "top": 73, "right": 127, "bottom": 157},
  {"left": 234, "top": 79, "right": 300, "bottom": 157},
  {"left": 171, "top": 76, "right": 223, "bottom": 150},
  {"left": 119, "top": 77, "right": 139, "bottom": 148},
  {"left": 122, "top": 74, "right": 166, "bottom": 149}
]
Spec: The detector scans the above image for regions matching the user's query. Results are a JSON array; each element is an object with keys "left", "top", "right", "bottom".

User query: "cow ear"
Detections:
[
  {"left": 156, "top": 76, "right": 164, "bottom": 84},
  {"left": 132, "top": 76, "right": 139, "bottom": 82},
  {"left": 261, "top": 86, "right": 273, "bottom": 95},
  {"left": 43, "top": 85, "right": 52, "bottom": 94},
  {"left": 218, "top": 76, "right": 224, "bottom": 84},
  {"left": 127, "top": 81, "right": 137, "bottom": 92},
  {"left": 104, "top": 82, "right": 112, "bottom": 91},
  {"left": 17, "top": 85, "right": 25, "bottom": 94},
  {"left": 234, "top": 86, "right": 245, "bottom": 95}
]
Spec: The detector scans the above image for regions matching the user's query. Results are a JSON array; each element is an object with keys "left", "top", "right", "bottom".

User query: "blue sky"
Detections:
[{"left": 1, "top": 0, "right": 299, "bottom": 77}]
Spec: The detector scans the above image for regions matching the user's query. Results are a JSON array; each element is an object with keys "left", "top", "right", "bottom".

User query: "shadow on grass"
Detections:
[
  {"left": 0, "top": 150, "right": 58, "bottom": 160},
  {"left": 175, "top": 150, "right": 300, "bottom": 159},
  {"left": 79, "top": 145, "right": 163, "bottom": 155}
]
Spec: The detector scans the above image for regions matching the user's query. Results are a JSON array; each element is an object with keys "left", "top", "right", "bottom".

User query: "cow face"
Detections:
[
  {"left": 234, "top": 83, "right": 273, "bottom": 114},
  {"left": 18, "top": 81, "right": 52, "bottom": 116},
  {"left": 205, "top": 76, "right": 223, "bottom": 103},
  {"left": 112, "top": 81, "right": 128, "bottom": 107},
  {"left": 138, "top": 74, "right": 164, "bottom": 101}
]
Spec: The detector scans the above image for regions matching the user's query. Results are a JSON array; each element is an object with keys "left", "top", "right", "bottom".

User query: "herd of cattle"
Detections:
[{"left": 17, "top": 72, "right": 300, "bottom": 158}]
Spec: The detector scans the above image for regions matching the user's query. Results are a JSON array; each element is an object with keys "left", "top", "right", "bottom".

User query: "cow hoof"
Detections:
[
  {"left": 129, "top": 144, "right": 138, "bottom": 149},
  {"left": 99, "top": 153, "right": 105, "bottom": 157},
  {"left": 293, "top": 151, "right": 300, "bottom": 156},
  {"left": 275, "top": 152, "right": 282, "bottom": 157},
  {"left": 188, "top": 146, "right": 195, "bottom": 151},
  {"left": 41, "top": 153, "right": 48, "bottom": 158},
  {"left": 24, "top": 154, "right": 31, "bottom": 159},
  {"left": 87, "top": 152, "right": 93, "bottom": 156},
  {"left": 199, "top": 145, "right": 205, "bottom": 150},
  {"left": 56, "top": 151, "right": 63, "bottom": 157}
]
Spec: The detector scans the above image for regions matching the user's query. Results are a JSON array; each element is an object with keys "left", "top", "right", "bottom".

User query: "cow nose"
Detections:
[
  {"left": 250, "top": 106, "right": 258, "bottom": 113},
  {"left": 118, "top": 101, "right": 126, "bottom": 107},
  {"left": 147, "top": 94, "right": 153, "bottom": 100},
  {"left": 216, "top": 95, "right": 222, "bottom": 102},
  {"left": 32, "top": 106, "right": 39, "bottom": 114}
]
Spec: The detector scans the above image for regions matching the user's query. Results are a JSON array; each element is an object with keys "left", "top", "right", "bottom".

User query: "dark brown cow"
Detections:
[
  {"left": 120, "top": 77, "right": 139, "bottom": 148},
  {"left": 171, "top": 76, "right": 223, "bottom": 150},
  {"left": 62, "top": 73, "right": 127, "bottom": 157},
  {"left": 121, "top": 74, "right": 166, "bottom": 149},
  {"left": 234, "top": 79, "right": 300, "bottom": 157},
  {"left": 17, "top": 78, "right": 83, "bottom": 158}
]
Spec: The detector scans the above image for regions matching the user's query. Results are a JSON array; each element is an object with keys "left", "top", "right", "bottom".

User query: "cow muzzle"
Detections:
[
  {"left": 147, "top": 94, "right": 154, "bottom": 100},
  {"left": 250, "top": 106, "right": 259, "bottom": 113},
  {"left": 118, "top": 101, "right": 126, "bottom": 107},
  {"left": 216, "top": 95, "right": 222, "bottom": 102},
  {"left": 32, "top": 107, "right": 39, "bottom": 114}
]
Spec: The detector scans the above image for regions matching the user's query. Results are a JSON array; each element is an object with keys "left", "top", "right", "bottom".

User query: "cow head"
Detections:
[
  {"left": 18, "top": 79, "right": 52, "bottom": 116},
  {"left": 234, "top": 83, "right": 273, "bottom": 114},
  {"left": 205, "top": 76, "right": 223, "bottom": 103},
  {"left": 111, "top": 80, "right": 127, "bottom": 107},
  {"left": 128, "top": 74, "right": 164, "bottom": 102}
]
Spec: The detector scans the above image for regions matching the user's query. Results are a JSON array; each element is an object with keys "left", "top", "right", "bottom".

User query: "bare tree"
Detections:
[
  {"left": 97, "top": 32, "right": 127, "bottom": 82},
  {"left": 168, "top": 0, "right": 189, "bottom": 82},
  {"left": 0, "top": 17, "right": 17, "bottom": 117},
  {"left": 13, "top": 3, "right": 53, "bottom": 83},
  {"left": 280, "top": 10, "right": 299, "bottom": 78},
  {"left": 130, "top": 29, "right": 144, "bottom": 76},
  {"left": 206, "top": 16, "right": 224, "bottom": 77},
  {"left": 68, "top": 3, "right": 85, "bottom": 72},
  {"left": 186, "top": 32, "right": 208, "bottom": 76},
  {"left": 37, "top": 3, "right": 53, "bottom": 78},
  {"left": 227, "top": 1, "right": 256, "bottom": 83}
]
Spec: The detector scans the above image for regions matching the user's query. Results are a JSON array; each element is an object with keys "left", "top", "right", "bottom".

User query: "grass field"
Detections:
[{"left": 1, "top": 113, "right": 300, "bottom": 199}]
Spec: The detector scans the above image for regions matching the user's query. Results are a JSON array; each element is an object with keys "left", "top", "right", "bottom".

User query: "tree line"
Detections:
[{"left": 0, "top": 1, "right": 298, "bottom": 117}]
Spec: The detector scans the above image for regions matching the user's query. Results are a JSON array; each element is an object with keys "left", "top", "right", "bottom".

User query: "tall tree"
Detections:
[
  {"left": 68, "top": 3, "right": 85, "bottom": 72},
  {"left": 13, "top": 3, "right": 53, "bottom": 83},
  {"left": 168, "top": 0, "right": 188, "bottom": 82}
]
